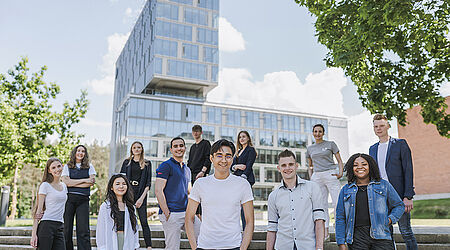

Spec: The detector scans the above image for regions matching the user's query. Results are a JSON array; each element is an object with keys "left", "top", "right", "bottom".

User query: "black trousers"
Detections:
[
  {"left": 64, "top": 193, "right": 91, "bottom": 250},
  {"left": 135, "top": 193, "right": 152, "bottom": 247},
  {"left": 37, "top": 220, "right": 65, "bottom": 250},
  {"left": 349, "top": 226, "right": 395, "bottom": 250}
]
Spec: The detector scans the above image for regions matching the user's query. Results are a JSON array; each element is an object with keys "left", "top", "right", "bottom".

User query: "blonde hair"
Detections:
[{"left": 127, "top": 141, "right": 146, "bottom": 169}]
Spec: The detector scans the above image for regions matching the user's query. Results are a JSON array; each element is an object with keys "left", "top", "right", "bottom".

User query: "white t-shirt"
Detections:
[
  {"left": 377, "top": 141, "right": 389, "bottom": 181},
  {"left": 38, "top": 182, "right": 68, "bottom": 223},
  {"left": 62, "top": 163, "right": 96, "bottom": 176},
  {"left": 189, "top": 174, "right": 254, "bottom": 249}
]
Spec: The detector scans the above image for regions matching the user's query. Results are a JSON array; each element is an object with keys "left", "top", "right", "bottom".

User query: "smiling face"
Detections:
[
  {"left": 353, "top": 156, "right": 370, "bottom": 181},
  {"left": 131, "top": 142, "right": 143, "bottom": 156},
  {"left": 238, "top": 132, "right": 249, "bottom": 146},
  {"left": 48, "top": 160, "right": 63, "bottom": 178},
  {"left": 111, "top": 177, "right": 128, "bottom": 197},
  {"left": 170, "top": 139, "right": 186, "bottom": 159},
  {"left": 75, "top": 146, "right": 86, "bottom": 163},
  {"left": 277, "top": 156, "right": 298, "bottom": 181},
  {"left": 373, "top": 119, "right": 390, "bottom": 138},
  {"left": 313, "top": 126, "right": 324, "bottom": 141},
  {"left": 210, "top": 146, "right": 233, "bottom": 175}
]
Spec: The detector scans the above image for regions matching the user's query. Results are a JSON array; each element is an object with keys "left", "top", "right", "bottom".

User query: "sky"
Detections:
[{"left": 2, "top": 0, "right": 448, "bottom": 154}]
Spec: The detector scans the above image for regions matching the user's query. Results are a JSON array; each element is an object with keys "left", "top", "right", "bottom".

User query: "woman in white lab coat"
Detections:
[{"left": 96, "top": 174, "right": 140, "bottom": 250}]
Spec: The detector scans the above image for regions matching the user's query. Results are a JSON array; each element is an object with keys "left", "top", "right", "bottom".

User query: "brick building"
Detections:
[{"left": 397, "top": 96, "right": 450, "bottom": 195}]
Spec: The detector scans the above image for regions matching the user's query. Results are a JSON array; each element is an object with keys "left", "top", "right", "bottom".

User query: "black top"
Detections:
[
  {"left": 188, "top": 139, "right": 212, "bottom": 176},
  {"left": 231, "top": 146, "right": 257, "bottom": 186},
  {"left": 355, "top": 185, "right": 371, "bottom": 227},
  {"left": 130, "top": 160, "right": 142, "bottom": 182},
  {"left": 116, "top": 210, "right": 125, "bottom": 231},
  {"left": 120, "top": 159, "right": 152, "bottom": 200}
]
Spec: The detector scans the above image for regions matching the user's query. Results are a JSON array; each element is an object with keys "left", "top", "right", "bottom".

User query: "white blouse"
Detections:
[{"left": 96, "top": 201, "right": 140, "bottom": 250}]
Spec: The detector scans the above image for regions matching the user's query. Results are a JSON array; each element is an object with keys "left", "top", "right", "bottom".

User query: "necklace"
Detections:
[{"left": 358, "top": 185, "right": 367, "bottom": 192}]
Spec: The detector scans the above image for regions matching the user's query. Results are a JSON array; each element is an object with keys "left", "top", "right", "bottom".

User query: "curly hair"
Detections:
[
  {"left": 67, "top": 145, "right": 90, "bottom": 169},
  {"left": 345, "top": 153, "right": 381, "bottom": 183}
]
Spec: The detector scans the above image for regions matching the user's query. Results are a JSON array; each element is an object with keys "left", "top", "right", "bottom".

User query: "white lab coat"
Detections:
[{"left": 96, "top": 201, "right": 140, "bottom": 250}]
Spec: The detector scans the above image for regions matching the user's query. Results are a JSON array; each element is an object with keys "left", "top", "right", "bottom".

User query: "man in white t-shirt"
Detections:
[{"left": 185, "top": 139, "right": 254, "bottom": 250}]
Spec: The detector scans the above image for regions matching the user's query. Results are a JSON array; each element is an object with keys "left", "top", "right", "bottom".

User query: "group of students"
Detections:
[{"left": 30, "top": 114, "right": 417, "bottom": 250}]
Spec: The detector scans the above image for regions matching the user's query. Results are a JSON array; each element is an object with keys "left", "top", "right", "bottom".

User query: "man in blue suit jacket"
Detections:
[{"left": 369, "top": 114, "right": 418, "bottom": 250}]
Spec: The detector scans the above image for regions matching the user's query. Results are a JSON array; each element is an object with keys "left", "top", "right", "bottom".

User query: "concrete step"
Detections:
[{"left": 1, "top": 227, "right": 450, "bottom": 249}]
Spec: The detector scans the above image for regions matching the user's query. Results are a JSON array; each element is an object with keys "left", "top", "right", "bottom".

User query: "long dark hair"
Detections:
[
  {"left": 32, "top": 158, "right": 62, "bottom": 218},
  {"left": 345, "top": 153, "right": 381, "bottom": 183},
  {"left": 105, "top": 174, "right": 137, "bottom": 233},
  {"left": 127, "top": 141, "right": 146, "bottom": 170},
  {"left": 67, "top": 145, "right": 90, "bottom": 169},
  {"left": 235, "top": 131, "right": 253, "bottom": 157}
]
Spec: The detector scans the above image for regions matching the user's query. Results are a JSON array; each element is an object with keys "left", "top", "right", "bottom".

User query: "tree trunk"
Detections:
[{"left": 8, "top": 164, "right": 19, "bottom": 220}]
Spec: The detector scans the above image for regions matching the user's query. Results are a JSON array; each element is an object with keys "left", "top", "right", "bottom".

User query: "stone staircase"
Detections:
[{"left": 0, "top": 226, "right": 449, "bottom": 249}]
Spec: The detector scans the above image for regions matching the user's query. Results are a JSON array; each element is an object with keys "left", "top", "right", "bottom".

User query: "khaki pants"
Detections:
[{"left": 159, "top": 212, "right": 201, "bottom": 250}]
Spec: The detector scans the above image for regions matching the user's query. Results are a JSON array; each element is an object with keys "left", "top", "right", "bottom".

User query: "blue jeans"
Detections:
[{"left": 398, "top": 212, "right": 418, "bottom": 250}]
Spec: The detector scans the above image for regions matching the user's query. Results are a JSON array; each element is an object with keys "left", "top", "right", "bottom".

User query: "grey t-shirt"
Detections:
[{"left": 306, "top": 140, "right": 339, "bottom": 172}]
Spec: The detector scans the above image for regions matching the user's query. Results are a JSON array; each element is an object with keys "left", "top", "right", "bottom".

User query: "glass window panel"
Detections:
[
  {"left": 169, "top": 0, "right": 192, "bottom": 5},
  {"left": 158, "top": 120, "right": 166, "bottom": 137},
  {"left": 167, "top": 121, "right": 174, "bottom": 137},
  {"left": 136, "top": 118, "right": 144, "bottom": 136},
  {"left": 144, "top": 119, "right": 151, "bottom": 136},
  {"left": 127, "top": 118, "right": 136, "bottom": 136},
  {"left": 145, "top": 100, "right": 153, "bottom": 117},
  {"left": 149, "top": 140, "right": 158, "bottom": 157},
  {"left": 202, "top": 125, "right": 215, "bottom": 141},
  {"left": 260, "top": 130, "right": 273, "bottom": 146},
  {"left": 258, "top": 149, "right": 266, "bottom": 163},
  {"left": 151, "top": 100, "right": 160, "bottom": 119},
  {"left": 154, "top": 57, "right": 162, "bottom": 74},
  {"left": 137, "top": 99, "right": 145, "bottom": 116},
  {"left": 186, "top": 104, "right": 201, "bottom": 122},
  {"left": 182, "top": 43, "right": 198, "bottom": 60},
  {"left": 156, "top": 3, "right": 178, "bottom": 20},
  {"left": 129, "top": 98, "right": 138, "bottom": 116},
  {"left": 151, "top": 120, "right": 158, "bottom": 137}
]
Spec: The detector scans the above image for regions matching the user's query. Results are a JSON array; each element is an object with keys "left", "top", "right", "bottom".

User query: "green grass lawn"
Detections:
[{"left": 412, "top": 198, "right": 450, "bottom": 219}]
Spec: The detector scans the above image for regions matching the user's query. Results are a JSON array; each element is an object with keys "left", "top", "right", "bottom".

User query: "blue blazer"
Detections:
[
  {"left": 369, "top": 137, "right": 415, "bottom": 199},
  {"left": 231, "top": 146, "right": 256, "bottom": 186}
]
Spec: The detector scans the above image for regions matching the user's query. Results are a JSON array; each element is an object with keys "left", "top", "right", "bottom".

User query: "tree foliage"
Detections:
[
  {"left": 87, "top": 141, "right": 110, "bottom": 216},
  {"left": 295, "top": 0, "right": 449, "bottom": 137},
  {"left": 0, "top": 57, "right": 89, "bottom": 218}
]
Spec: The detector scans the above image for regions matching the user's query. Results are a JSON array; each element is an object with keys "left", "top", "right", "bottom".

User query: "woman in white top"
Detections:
[
  {"left": 306, "top": 124, "right": 344, "bottom": 240},
  {"left": 96, "top": 174, "right": 140, "bottom": 250},
  {"left": 30, "top": 158, "right": 68, "bottom": 249}
]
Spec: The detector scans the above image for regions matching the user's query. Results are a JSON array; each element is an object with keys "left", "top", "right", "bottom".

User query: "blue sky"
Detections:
[{"left": 1, "top": 0, "right": 420, "bottom": 153}]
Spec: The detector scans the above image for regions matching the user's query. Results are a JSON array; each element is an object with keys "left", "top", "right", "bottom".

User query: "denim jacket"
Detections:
[{"left": 335, "top": 179, "right": 405, "bottom": 245}]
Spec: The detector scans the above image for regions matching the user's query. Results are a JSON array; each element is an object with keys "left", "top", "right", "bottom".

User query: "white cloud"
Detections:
[
  {"left": 123, "top": 7, "right": 141, "bottom": 24},
  {"left": 440, "top": 82, "right": 450, "bottom": 97},
  {"left": 347, "top": 111, "right": 379, "bottom": 154},
  {"left": 207, "top": 67, "right": 347, "bottom": 117},
  {"left": 86, "top": 32, "right": 129, "bottom": 95},
  {"left": 207, "top": 67, "right": 391, "bottom": 157},
  {"left": 219, "top": 17, "right": 246, "bottom": 52},
  {"left": 81, "top": 118, "right": 112, "bottom": 127}
]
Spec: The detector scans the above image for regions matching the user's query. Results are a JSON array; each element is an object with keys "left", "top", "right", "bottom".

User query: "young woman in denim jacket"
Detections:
[{"left": 336, "top": 153, "right": 405, "bottom": 250}]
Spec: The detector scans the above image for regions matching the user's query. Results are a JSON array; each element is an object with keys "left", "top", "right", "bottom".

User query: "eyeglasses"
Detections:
[{"left": 214, "top": 154, "right": 233, "bottom": 161}]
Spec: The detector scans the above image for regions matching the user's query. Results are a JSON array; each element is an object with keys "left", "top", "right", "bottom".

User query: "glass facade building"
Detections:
[{"left": 110, "top": 0, "right": 349, "bottom": 208}]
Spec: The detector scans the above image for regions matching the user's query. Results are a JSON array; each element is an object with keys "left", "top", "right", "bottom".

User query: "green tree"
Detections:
[
  {"left": 295, "top": 0, "right": 449, "bottom": 137},
  {"left": 87, "top": 141, "right": 110, "bottom": 216},
  {"left": 0, "top": 57, "right": 89, "bottom": 219}
]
